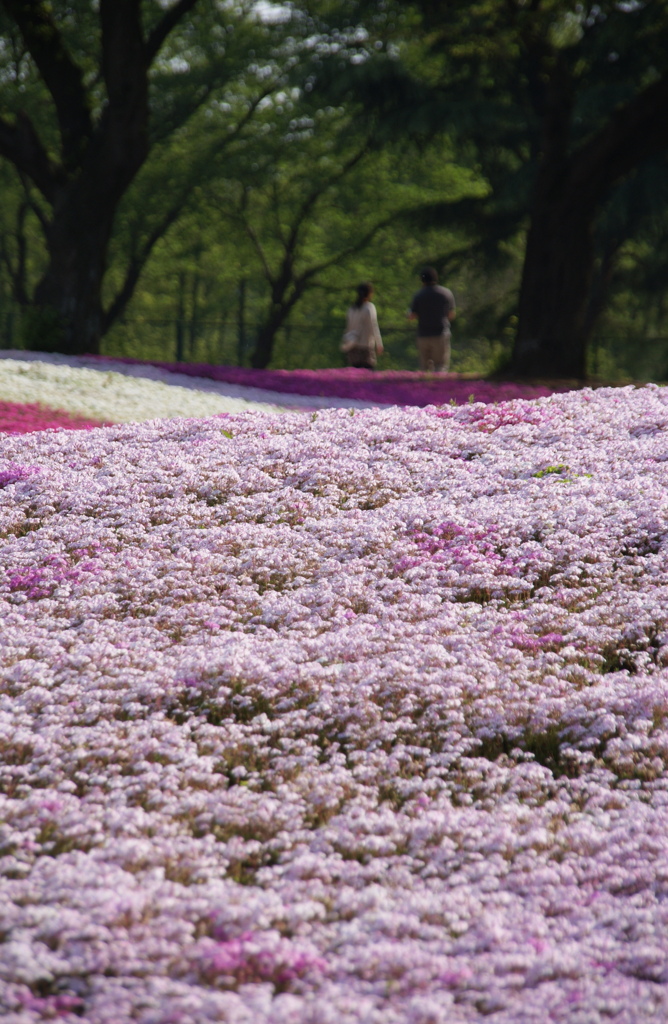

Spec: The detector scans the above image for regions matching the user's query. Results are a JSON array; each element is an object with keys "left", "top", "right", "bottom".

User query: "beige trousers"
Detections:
[{"left": 418, "top": 334, "right": 451, "bottom": 372}]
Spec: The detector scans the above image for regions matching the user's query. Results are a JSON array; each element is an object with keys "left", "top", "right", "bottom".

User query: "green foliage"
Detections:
[
  {"left": 300, "top": 0, "right": 668, "bottom": 377},
  {"left": 0, "top": 0, "right": 321, "bottom": 350},
  {"left": 533, "top": 465, "right": 569, "bottom": 478},
  {"left": 1, "top": 0, "right": 667, "bottom": 374},
  {"left": 102, "top": 89, "right": 492, "bottom": 368}
]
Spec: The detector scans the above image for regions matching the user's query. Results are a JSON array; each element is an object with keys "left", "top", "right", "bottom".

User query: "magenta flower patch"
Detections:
[
  {"left": 0, "top": 464, "right": 40, "bottom": 487},
  {"left": 88, "top": 355, "right": 565, "bottom": 406},
  {"left": 0, "top": 399, "right": 105, "bottom": 434}
]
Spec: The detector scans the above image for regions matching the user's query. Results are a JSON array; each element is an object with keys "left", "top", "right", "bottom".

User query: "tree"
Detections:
[
  {"left": 0, "top": 0, "right": 297, "bottom": 354},
  {"left": 108, "top": 118, "right": 485, "bottom": 370},
  {"left": 204, "top": 97, "right": 487, "bottom": 367},
  {"left": 583, "top": 150, "right": 668, "bottom": 377},
  {"left": 507, "top": 3, "right": 668, "bottom": 378},
  {"left": 308, "top": 0, "right": 668, "bottom": 378},
  {"left": 215, "top": 114, "right": 389, "bottom": 368}
]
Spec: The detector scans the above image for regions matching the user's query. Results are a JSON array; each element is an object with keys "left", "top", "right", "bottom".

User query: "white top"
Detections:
[{"left": 345, "top": 301, "right": 383, "bottom": 352}]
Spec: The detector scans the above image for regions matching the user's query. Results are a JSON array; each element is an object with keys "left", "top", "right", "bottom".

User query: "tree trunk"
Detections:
[
  {"left": 29, "top": 185, "right": 116, "bottom": 355},
  {"left": 251, "top": 316, "right": 284, "bottom": 369},
  {"left": 512, "top": 180, "right": 596, "bottom": 379},
  {"left": 251, "top": 287, "right": 304, "bottom": 369},
  {"left": 0, "top": 0, "right": 178, "bottom": 356},
  {"left": 511, "top": 68, "right": 668, "bottom": 380},
  {"left": 251, "top": 286, "right": 308, "bottom": 369},
  {"left": 175, "top": 271, "right": 186, "bottom": 361},
  {"left": 237, "top": 278, "right": 247, "bottom": 366}
]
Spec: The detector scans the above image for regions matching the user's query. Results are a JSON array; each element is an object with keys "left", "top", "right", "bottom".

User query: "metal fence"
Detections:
[{"left": 2, "top": 304, "right": 668, "bottom": 379}]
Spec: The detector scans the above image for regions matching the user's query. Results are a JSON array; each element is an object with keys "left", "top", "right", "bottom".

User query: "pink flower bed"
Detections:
[
  {"left": 91, "top": 356, "right": 563, "bottom": 405},
  {"left": 0, "top": 400, "right": 105, "bottom": 434},
  {"left": 1, "top": 384, "right": 668, "bottom": 1023}
]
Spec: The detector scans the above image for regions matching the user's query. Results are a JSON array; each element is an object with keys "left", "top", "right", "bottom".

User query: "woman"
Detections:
[{"left": 341, "top": 282, "right": 383, "bottom": 369}]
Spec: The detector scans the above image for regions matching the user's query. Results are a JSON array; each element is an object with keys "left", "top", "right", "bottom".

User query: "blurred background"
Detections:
[{"left": 1, "top": 0, "right": 667, "bottom": 381}]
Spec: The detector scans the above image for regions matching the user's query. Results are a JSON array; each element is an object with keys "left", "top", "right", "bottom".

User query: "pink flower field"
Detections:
[{"left": 1, "top": 384, "right": 668, "bottom": 1023}]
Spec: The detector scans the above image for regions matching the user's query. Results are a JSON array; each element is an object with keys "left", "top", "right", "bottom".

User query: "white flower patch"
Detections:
[
  {"left": 0, "top": 358, "right": 288, "bottom": 422},
  {"left": 1, "top": 385, "right": 668, "bottom": 1022}
]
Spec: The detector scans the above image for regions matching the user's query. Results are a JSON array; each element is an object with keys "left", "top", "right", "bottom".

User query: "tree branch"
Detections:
[
  {"left": 0, "top": 0, "right": 92, "bottom": 167},
  {"left": 241, "top": 210, "right": 274, "bottom": 284},
  {"left": 262, "top": 140, "right": 373, "bottom": 297},
  {"left": 0, "top": 112, "right": 56, "bottom": 201},
  {"left": 271, "top": 178, "right": 288, "bottom": 248},
  {"left": 144, "top": 0, "right": 202, "bottom": 65},
  {"left": 0, "top": 200, "right": 29, "bottom": 305},
  {"left": 256, "top": 211, "right": 395, "bottom": 332},
  {"left": 100, "top": 0, "right": 146, "bottom": 111},
  {"left": 97, "top": 0, "right": 151, "bottom": 186},
  {"left": 102, "top": 201, "right": 185, "bottom": 332},
  {"left": 17, "top": 171, "right": 51, "bottom": 235},
  {"left": 106, "top": 73, "right": 278, "bottom": 331},
  {"left": 574, "top": 69, "right": 668, "bottom": 201},
  {"left": 288, "top": 143, "right": 370, "bottom": 255},
  {"left": 296, "top": 212, "right": 396, "bottom": 284}
]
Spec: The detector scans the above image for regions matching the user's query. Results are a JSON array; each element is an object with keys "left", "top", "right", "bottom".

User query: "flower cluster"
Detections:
[{"left": 1, "top": 384, "right": 668, "bottom": 1023}]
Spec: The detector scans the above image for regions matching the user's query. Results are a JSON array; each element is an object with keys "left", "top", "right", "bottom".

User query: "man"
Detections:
[{"left": 408, "top": 267, "right": 456, "bottom": 372}]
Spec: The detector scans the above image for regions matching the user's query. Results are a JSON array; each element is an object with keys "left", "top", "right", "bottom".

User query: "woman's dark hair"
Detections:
[
  {"left": 420, "top": 267, "right": 438, "bottom": 284},
  {"left": 353, "top": 282, "right": 373, "bottom": 308}
]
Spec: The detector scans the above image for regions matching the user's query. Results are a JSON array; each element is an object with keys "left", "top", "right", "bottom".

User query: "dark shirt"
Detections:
[{"left": 410, "top": 284, "right": 455, "bottom": 337}]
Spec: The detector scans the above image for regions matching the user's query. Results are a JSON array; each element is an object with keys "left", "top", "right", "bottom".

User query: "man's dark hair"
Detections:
[{"left": 420, "top": 267, "right": 438, "bottom": 284}]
